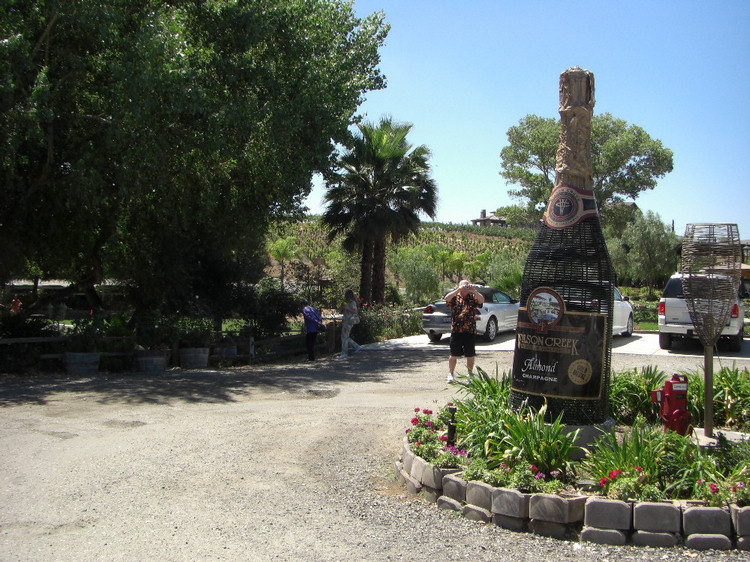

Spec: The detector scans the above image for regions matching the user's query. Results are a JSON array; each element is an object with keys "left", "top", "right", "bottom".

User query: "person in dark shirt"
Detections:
[
  {"left": 445, "top": 280, "right": 484, "bottom": 383},
  {"left": 301, "top": 299, "right": 324, "bottom": 361}
]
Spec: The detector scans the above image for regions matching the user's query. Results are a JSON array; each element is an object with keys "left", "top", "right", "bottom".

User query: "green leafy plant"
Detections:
[
  {"left": 606, "top": 473, "right": 665, "bottom": 502},
  {"left": 609, "top": 366, "right": 666, "bottom": 424},
  {"left": 693, "top": 478, "right": 733, "bottom": 507},
  {"left": 406, "top": 407, "right": 456, "bottom": 465},
  {"left": 582, "top": 420, "right": 665, "bottom": 490},
  {"left": 135, "top": 314, "right": 179, "bottom": 350},
  {"left": 67, "top": 315, "right": 104, "bottom": 352},
  {"left": 484, "top": 402, "right": 582, "bottom": 481},
  {"left": 352, "top": 304, "right": 422, "bottom": 344},
  {"left": 177, "top": 317, "right": 216, "bottom": 347},
  {"left": 458, "top": 459, "right": 481, "bottom": 482},
  {"left": 482, "top": 462, "right": 567, "bottom": 494},
  {"left": 728, "top": 470, "right": 750, "bottom": 507},
  {"left": 433, "top": 445, "right": 469, "bottom": 469},
  {"left": 608, "top": 369, "right": 643, "bottom": 424},
  {"left": 714, "top": 364, "right": 750, "bottom": 430},
  {"left": 682, "top": 365, "right": 750, "bottom": 432},
  {"left": 452, "top": 367, "right": 513, "bottom": 458}
]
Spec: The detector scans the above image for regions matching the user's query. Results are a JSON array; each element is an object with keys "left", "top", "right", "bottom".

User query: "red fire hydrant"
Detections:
[{"left": 651, "top": 374, "right": 691, "bottom": 435}]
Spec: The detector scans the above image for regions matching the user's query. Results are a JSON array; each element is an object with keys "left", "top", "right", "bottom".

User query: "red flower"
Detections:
[
  {"left": 608, "top": 469, "right": 622, "bottom": 480},
  {"left": 416, "top": 441, "right": 421, "bottom": 447},
  {"left": 530, "top": 464, "right": 538, "bottom": 474},
  {"left": 422, "top": 408, "right": 433, "bottom": 415},
  {"left": 633, "top": 466, "right": 643, "bottom": 473},
  {"left": 599, "top": 477, "right": 609, "bottom": 487},
  {"left": 411, "top": 417, "right": 419, "bottom": 426},
  {"left": 439, "top": 435, "right": 448, "bottom": 442},
  {"left": 414, "top": 407, "right": 420, "bottom": 413},
  {"left": 709, "top": 483, "right": 719, "bottom": 494}
]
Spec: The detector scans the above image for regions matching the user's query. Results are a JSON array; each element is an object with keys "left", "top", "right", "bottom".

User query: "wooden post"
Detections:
[
  {"left": 704, "top": 345, "right": 714, "bottom": 438},
  {"left": 326, "top": 322, "right": 337, "bottom": 353}
]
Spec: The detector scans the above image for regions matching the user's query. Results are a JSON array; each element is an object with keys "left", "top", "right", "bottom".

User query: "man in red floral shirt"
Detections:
[{"left": 445, "top": 279, "right": 484, "bottom": 383}]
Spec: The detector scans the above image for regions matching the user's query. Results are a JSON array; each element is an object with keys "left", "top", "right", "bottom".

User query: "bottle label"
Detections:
[
  {"left": 512, "top": 287, "right": 606, "bottom": 399},
  {"left": 543, "top": 185, "right": 598, "bottom": 229}
]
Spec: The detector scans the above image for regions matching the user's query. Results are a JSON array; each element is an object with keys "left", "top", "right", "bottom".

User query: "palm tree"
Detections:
[
  {"left": 322, "top": 117, "right": 437, "bottom": 304},
  {"left": 267, "top": 236, "right": 297, "bottom": 290}
]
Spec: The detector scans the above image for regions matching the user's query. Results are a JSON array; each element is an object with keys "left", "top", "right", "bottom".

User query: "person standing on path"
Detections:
[
  {"left": 340, "top": 289, "right": 361, "bottom": 358},
  {"left": 301, "top": 299, "right": 324, "bottom": 361},
  {"left": 445, "top": 279, "right": 484, "bottom": 383}
]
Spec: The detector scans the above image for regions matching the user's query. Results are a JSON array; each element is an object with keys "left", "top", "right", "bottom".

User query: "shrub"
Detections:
[
  {"left": 485, "top": 402, "right": 581, "bottom": 482},
  {"left": 714, "top": 364, "right": 750, "bottom": 430},
  {"left": 606, "top": 473, "right": 665, "bottom": 502},
  {"left": 0, "top": 314, "right": 56, "bottom": 338},
  {"left": 0, "top": 314, "right": 58, "bottom": 372},
  {"left": 452, "top": 367, "right": 512, "bottom": 459},
  {"left": 630, "top": 301, "right": 658, "bottom": 323},
  {"left": 682, "top": 365, "right": 750, "bottom": 432},
  {"left": 582, "top": 421, "right": 690, "bottom": 495},
  {"left": 609, "top": 366, "right": 666, "bottom": 424},
  {"left": 176, "top": 316, "right": 216, "bottom": 347},
  {"left": 407, "top": 407, "right": 468, "bottom": 468},
  {"left": 67, "top": 315, "right": 104, "bottom": 352},
  {"left": 352, "top": 304, "right": 422, "bottom": 344}
]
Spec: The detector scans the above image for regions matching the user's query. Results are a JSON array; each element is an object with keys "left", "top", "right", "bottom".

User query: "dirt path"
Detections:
[{"left": 0, "top": 339, "right": 747, "bottom": 561}]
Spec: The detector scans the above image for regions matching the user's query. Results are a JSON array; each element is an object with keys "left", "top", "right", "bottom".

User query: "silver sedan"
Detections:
[{"left": 422, "top": 286, "right": 520, "bottom": 343}]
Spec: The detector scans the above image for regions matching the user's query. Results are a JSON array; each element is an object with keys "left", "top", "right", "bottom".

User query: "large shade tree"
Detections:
[
  {"left": 0, "top": 1, "right": 388, "bottom": 317},
  {"left": 323, "top": 117, "right": 437, "bottom": 304},
  {"left": 499, "top": 113, "right": 674, "bottom": 233},
  {"left": 608, "top": 210, "right": 679, "bottom": 297}
]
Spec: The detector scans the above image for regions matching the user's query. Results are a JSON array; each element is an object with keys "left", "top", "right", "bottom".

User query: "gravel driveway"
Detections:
[{"left": 1, "top": 335, "right": 748, "bottom": 561}]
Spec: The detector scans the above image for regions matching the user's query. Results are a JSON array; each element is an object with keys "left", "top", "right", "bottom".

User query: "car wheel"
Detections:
[
  {"left": 658, "top": 333, "right": 672, "bottom": 350},
  {"left": 484, "top": 317, "right": 498, "bottom": 342},
  {"left": 621, "top": 314, "right": 634, "bottom": 337},
  {"left": 729, "top": 330, "right": 743, "bottom": 352},
  {"left": 427, "top": 333, "right": 443, "bottom": 343}
]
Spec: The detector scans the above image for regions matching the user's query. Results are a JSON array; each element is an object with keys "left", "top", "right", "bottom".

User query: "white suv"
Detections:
[{"left": 658, "top": 273, "right": 745, "bottom": 351}]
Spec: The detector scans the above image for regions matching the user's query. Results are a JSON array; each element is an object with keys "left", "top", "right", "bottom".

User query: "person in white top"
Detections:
[{"left": 340, "top": 289, "right": 361, "bottom": 358}]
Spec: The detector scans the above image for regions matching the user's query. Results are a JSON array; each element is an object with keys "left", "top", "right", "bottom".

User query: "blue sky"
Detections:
[{"left": 304, "top": 0, "right": 750, "bottom": 240}]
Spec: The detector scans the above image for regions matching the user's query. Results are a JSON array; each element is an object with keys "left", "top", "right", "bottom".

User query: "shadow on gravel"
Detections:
[{"left": 0, "top": 344, "right": 442, "bottom": 407}]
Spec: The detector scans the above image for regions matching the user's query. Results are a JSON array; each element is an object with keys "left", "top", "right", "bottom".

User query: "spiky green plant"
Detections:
[
  {"left": 452, "top": 367, "right": 513, "bottom": 458},
  {"left": 484, "top": 402, "right": 581, "bottom": 481},
  {"left": 609, "top": 366, "right": 666, "bottom": 424}
]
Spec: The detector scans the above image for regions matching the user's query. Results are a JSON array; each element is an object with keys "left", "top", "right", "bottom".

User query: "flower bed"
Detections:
[
  {"left": 396, "top": 440, "right": 749, "bottom": 550},
  {"left": 396, "top": 366, "right": 750, "bottom": 552}
]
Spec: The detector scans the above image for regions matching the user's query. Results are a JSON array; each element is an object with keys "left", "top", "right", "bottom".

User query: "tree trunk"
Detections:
[
  {"left": 359, "top": 238, "right": 374, "bottom": 303},
  {"left": 371, "top": 236, "right": 387, "bottom": 304}
]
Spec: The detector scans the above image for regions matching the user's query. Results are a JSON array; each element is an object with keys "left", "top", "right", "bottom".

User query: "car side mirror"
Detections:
[{"left": 623, "top": 296, "right": 630, "bottom": 302}]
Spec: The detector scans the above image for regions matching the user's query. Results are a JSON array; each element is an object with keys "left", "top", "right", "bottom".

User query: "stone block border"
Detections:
[{"left": 395, "top": 442, "right": 749, "bottom": 551}]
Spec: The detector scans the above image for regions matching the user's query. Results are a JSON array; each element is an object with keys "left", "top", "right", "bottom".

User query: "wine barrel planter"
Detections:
[
  {"left": 212, "top": 344, "right": 237, "bottom": 357},
  {"left": 134, "top": 349, "right": 170, "bottom": 373},
  {"left": 179, "top": 347, "right": 210, "bottom": 369},
  {"left": 64, "top": 352, "right": 100, "bottom": 375}
]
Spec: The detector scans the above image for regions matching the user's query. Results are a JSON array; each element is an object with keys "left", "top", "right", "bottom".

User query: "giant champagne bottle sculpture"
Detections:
[{"left": 510, "top": 67, "right": 615, "bottom": 425}]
